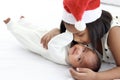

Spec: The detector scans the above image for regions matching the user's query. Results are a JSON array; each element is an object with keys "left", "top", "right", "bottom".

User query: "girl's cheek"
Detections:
[{"left": 73, "top": 35, "right": 80, "bottom": 42}]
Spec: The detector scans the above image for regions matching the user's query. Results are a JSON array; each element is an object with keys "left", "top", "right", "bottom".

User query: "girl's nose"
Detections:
[{"left": 73, "top": 35, "right": 80, "bottom": 42}]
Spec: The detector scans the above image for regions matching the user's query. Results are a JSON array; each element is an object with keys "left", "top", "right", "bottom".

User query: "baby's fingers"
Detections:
[{"left": 41, "top": 35, "right": 50, "bottom": 49}]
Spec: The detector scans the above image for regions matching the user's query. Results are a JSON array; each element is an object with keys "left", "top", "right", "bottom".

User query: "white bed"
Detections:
[{"left": 0, "top": 0, "right": 120, "bottom": 80}]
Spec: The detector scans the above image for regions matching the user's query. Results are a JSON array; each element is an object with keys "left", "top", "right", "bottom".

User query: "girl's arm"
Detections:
[
  {"left": 95, "top": 26, "right": 120, "bottom": 80},
  {"left": 98, "top": 26, "right": 120, "bottom": 79}
]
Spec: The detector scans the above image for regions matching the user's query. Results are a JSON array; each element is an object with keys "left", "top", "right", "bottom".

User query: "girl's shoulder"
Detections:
[
  {"left": 107, "top": 16, "right": 120, "bottom": 52},
  {"left": 108, "top": 26, "right": 120, "bottom": 45},
  {"left": 108, "top": 15, "right": 120, "bottom": 43},
  {"left": 108, "top": 15, "right": 120, "bottom": 41}
]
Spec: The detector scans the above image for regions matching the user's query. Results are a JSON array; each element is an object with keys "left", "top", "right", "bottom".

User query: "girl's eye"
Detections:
[
  {"left": 78, "top": 57, "right": 81, "bottom": 61},
  {"left": 78, "top": 33, "right": 84, "bottom": 37}
]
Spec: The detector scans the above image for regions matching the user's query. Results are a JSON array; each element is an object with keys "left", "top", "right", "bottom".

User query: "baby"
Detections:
[{"left": 4, "top": 17, "right": 101, "bottom": 72}]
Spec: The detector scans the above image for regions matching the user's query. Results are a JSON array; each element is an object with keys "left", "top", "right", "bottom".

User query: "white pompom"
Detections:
[{"left": 75, "top": 21, "right": 86, "bottom": 31}]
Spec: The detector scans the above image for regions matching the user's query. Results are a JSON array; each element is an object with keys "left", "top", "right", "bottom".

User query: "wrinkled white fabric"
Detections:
[
  {"left": 6, "top": 18, "right": 73, "bottom": 65},
  {"left": 48, "top": 30, "right": 73, "bottom": 65}
]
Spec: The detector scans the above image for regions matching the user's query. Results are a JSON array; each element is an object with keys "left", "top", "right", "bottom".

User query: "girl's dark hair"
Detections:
[
  {"left": 60, "top": 20, "right": 66, "bottom": 33},
  {"left": 86, "top": 10, "right": 112, "bottom": 51},
  {"left": 60, "top": 10, "right": 112, "bottom": 52}
]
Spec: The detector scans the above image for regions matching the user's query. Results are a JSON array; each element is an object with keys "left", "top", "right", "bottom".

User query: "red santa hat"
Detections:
[{"left": 62, "top": 0, "right": 102, "bottom": 31}]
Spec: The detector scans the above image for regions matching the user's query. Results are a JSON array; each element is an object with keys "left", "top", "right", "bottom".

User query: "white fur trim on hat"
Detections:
[
  {"left": 75, "top": 21, "right": 86, "bottom": 31},
  {"left": 82, "top": 7, "right": 102, "bottom": 23},
  {"left": 62, "top": 9, "right": 76, "bottom": 24},
  {"left": 62, "top": 7, "right": 102, "bottom": 31}
]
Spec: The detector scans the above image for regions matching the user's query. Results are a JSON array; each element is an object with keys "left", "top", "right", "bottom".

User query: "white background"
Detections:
[
  {"left": 0, "top": 0, "right": 63, "bottom": 30},
  {"left": 0, "top": 0, "right": 120, "bottom": 80},
  {"left": 101, "top": 0, "right": 120, "bottom": 6},
  {"left": 0, "top": 0, "right": 71, "bottom": 80}
]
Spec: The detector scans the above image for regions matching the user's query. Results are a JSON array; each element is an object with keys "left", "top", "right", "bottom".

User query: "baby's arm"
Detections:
[
  {"left": 5, "top": 18, "right": 48, "bottom": 54},
  {"left": 41, "top": 28, "right": 60, "bottom": 49},
  {"left": 47, "top": 31, "right": 73, "bottom": 64}
]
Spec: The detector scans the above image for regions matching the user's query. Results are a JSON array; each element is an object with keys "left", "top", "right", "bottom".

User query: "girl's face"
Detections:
[
  {"left": 68, "top": 44, "right": 95, "bottom": 68},
  {"left": 64, "top": 22, "right": 91, "bottom": 45}
]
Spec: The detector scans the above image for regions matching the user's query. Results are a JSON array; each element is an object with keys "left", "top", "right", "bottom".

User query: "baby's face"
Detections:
[{"left": 68, "top": 44, "right": 96, "bottom": 68}]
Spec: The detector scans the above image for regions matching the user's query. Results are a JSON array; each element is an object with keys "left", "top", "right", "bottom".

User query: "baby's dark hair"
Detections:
[
  {"left": 86, "top": 49, "right": 101, "bottom": 72},
  {"left": 71, "top": 41, "right": 101, "bottom": 72}
]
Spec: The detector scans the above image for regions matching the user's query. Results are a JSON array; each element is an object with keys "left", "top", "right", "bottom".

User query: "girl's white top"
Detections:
[{"left": 101, "top": 15, "right": 120, "bottom": 64}]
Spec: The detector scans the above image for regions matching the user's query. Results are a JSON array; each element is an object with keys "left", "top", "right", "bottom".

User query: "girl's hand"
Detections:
[
  {"left": 69, "top": 68, "right": 97, "bottom": 80},
  {"left": 41, "top": 28, "right": 60, "bottom": 49}
]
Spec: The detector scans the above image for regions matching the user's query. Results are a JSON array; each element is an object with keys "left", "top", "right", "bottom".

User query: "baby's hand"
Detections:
[{"left": 41, "top": 28, "right": 60, "bottom": 49}]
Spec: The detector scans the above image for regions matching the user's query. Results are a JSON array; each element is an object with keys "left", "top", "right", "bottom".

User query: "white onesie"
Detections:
[{"left": 6, "top": 18, "right": 73, "bottom": 65}]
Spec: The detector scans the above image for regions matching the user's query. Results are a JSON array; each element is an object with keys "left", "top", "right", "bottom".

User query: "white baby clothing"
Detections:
[{"left": 6, "top": 18, "right": 73, "bottom": 65}]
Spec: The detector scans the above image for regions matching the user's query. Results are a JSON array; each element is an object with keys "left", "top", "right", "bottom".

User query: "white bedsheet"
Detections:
[{"left": 0, "top": 1, "right": 120, "bottom": 80}]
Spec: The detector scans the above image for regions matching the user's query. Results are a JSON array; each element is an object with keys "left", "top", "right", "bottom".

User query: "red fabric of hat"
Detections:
[{"left": 62, "top": 0, "right": 102, "bottom": 31}]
